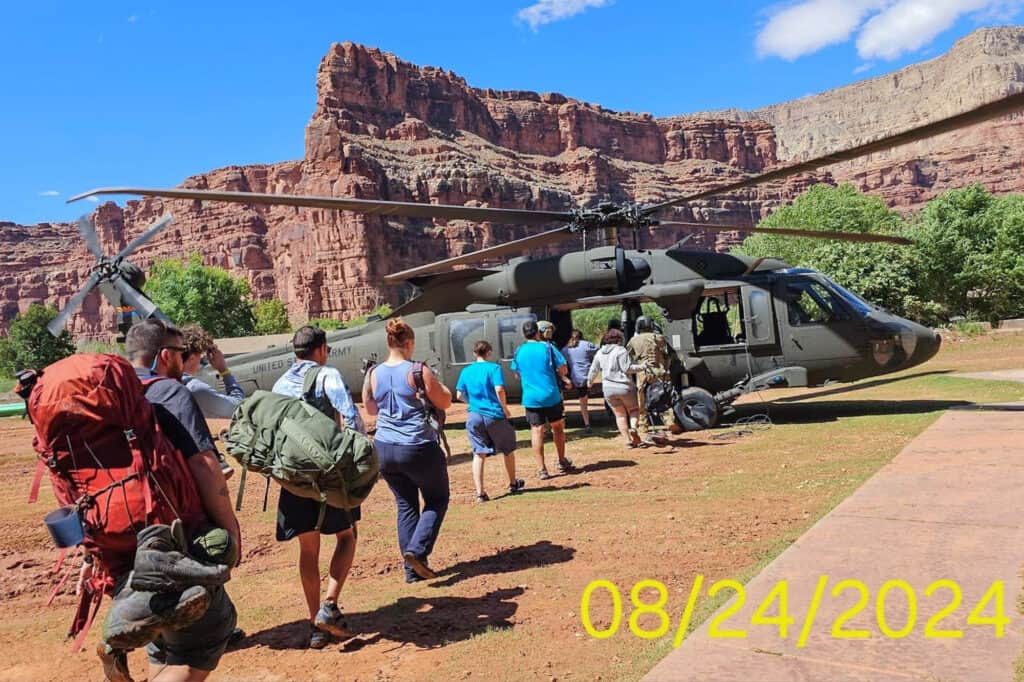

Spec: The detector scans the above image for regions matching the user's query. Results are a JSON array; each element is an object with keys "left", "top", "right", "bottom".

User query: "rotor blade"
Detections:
[
  {"left": 383, "top": 224, "right": 576, "bottom": 284},
  {"left": 646, "top": 90, "right": 1024, "bottom": 213},
  {"left": 47, "top": 271, "right": 102, "bottom": 336},
  {"left": 115, "top": 214, "right": 173, "bottom": 260},
  {"left": 77, "top": 215, "right": 104, "bottom": 259},
  {"left": 111, "top": 276, "right": 165, "bottom": 320},
  {"left": 658, "top": 221, "right": 913, "bottom": 245},
  {"left": 68, "top": 187, "right": 574, "bottom": 226}
]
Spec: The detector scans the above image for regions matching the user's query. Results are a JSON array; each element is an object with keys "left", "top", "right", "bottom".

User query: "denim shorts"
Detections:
[{"left": 466, "top": 412, "right": 517, "bottom": 456}]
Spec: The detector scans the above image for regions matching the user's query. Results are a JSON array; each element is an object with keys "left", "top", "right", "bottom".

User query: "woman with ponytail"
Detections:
[{"left": 363, "top": 318, "right": 452, "bottom": 582}]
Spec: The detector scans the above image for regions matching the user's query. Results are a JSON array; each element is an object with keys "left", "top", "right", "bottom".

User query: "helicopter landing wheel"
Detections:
[{"left": 672, "top": 387, "right": 719, "bottom": 432}]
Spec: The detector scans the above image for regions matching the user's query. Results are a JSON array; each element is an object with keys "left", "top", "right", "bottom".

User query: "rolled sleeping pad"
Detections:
[{"left": 0, "top": 402, "right": 26, "bottom": 418}]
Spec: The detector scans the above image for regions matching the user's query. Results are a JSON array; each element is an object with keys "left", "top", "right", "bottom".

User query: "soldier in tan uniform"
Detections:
[{"left": 626, "top": 316, "right": 674, "bottom": 445}]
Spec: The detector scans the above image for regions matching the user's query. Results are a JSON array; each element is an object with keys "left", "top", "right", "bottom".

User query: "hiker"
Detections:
[
  {"left": 560, "top": 329, "right": 598, "bottom": 432},
  {"left": 180, "top": 324, "right": 245, "bottom": 419},
  {"left": 510, "top": 319, "right": 575, "bottom": 480},
  {"left": 362, "top": 317, "right": 451, "bottom": 583},
  {"left": 271, "top": 325, "right": 364, "bottom": 649},
  {"left": 587, "top": 328, "right": 644, "bottom": 448},
  {"left": 124, "top": 319, "right": 241, "bottom": 681},
  {"left": 627, "top": 316, "right": 675, "bottom": 446},
  {"left": 455, "top": 340, "right": 524, "bottom": 502},
  {"left": 180, "top": 324, "right": 243, "bottom": 479}
]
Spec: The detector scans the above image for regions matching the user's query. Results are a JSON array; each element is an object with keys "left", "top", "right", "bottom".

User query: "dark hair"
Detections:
[
  {"left": 567, "top": 329, "right": 583, "bottom": 348},
  {"left": 522, "top": 320, "right": 539, "bottom": 339},
  {"left": 125, "top": 319, "right": 183, "bottom": 366},
  {"left": 181, "top": 324, "right": 214, "bottom": 358},
  {"left": 292, "top": 325, "right": 327, "bottom": 360},
  {"left": 386, "top": 317, "right": 415, "bottom": 349},
  {"left": 473, "top": 340, "right": 492, "bottom": 358},
  {"left": 607, "top": 318, "right": 622, "bottom": 331},
  {"left": 601, "top": 328, "right": 624, "bottom": 346}
]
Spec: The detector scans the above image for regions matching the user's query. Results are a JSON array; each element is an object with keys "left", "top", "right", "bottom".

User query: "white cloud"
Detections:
[
  {"left": 757, "top": 0, "right": 1024, "bottom": 61},
  {"left": 85, "top": 196, "right": 99, "bottom": 203},
  {"left": 853, "top": 62, "right": 876, "bottom": 73},
  {"left": 38, "top": 190, "right": 60, "bottom": 197},
  {"left": 517, "top": 0, "right": 611, "bottom": 31}
]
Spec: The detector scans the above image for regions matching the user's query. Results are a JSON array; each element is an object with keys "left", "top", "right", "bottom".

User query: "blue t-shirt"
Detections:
[
  {"left": 511, "top": 341, "right": 566, "bottom": 409},
  {"left": 561, "top": 341, "right": 598, "bottom": 387},
  {"left": 456, "top": 362, "right": 506, "bottom": 420}
]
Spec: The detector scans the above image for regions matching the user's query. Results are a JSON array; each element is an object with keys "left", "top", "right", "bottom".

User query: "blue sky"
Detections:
[{"left": 3, "top": 0, "right": 1022, "bottom": 225}]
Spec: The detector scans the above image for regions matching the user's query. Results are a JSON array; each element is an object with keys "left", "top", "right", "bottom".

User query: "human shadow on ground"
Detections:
[
  {"left": 429, "top": 540, "right": 576, "bottom": 588},
  {"left": 517, "top": 482, "right": 591, "bottom": 494},
  {"left": 575, "top": 458, "right": 637, "bottom": 473},
  {"left": 770, "top": 370, "right": 952, "bottom": 403},
  {"left": 237, "top": 586, "right": 525, "bottom": 652},
  {"left": 733, "top": 398, "right": 972, "bottom": 424}
]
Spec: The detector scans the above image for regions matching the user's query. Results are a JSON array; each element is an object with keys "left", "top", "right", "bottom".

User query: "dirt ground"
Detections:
[{"left": 0, "top": 332, "right": 1022, "bottom": 682}]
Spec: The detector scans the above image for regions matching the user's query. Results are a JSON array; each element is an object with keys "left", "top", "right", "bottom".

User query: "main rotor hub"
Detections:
[{"left": 571, "top": 203, "right": 659, "bottom": 232}]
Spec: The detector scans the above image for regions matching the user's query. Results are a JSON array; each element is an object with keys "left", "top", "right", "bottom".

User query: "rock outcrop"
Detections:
[{"left": 4, "top": 27, "right": 1024, "bottom": 338}]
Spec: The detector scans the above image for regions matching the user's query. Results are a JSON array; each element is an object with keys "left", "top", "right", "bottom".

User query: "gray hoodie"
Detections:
[{"left": 587, "top": 344, "right": 642, "bottom": 395}]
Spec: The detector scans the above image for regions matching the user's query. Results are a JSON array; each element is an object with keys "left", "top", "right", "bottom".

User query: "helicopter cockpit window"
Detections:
[
  {"left": 499, "top": 313, "right": 536, "bottom": 359},
  {"left": 448, "top": 318, "right": 487, "bottom": 364},
  {"left": 786, "top": 280, "right": 850, "bottom": 326},
  {"left": 694, "top": 290, "right": 745, "bottom": 348}
]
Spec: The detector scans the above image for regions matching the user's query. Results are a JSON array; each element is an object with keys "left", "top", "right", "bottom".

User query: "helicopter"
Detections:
[{"left": 58, "top": 90, "right": 1024, "bottom": 428}]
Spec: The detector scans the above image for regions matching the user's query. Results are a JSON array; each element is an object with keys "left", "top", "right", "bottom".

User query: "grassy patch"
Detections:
[{"left": 0, "top": 377, "right": 14, "bottom": 394}]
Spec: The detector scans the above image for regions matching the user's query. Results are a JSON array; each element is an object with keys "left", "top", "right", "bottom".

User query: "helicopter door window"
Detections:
[
  {"left": 786, "top": 281, "right": 849, "bottom": 326},
  {"left": 498, "top": 313, "right": 537, "bottom": 359},
  {"left": 694, "top": 290, "right": 745, "bottom": 348},
  {"left": 748, "top": 290, "right": 771, "bottom": 342},
  {"left": 448, "top": 318, "right": 487, "bottom": 365}
]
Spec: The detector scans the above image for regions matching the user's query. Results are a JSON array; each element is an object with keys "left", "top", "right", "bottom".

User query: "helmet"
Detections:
[
  {"left": 635, "top": 316, "right": 652, "bottom": 334},
  {"left": 537, "top": 320, "right": 555, "bottom": 339}
]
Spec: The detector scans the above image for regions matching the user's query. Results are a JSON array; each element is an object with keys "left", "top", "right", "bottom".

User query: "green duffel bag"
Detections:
[{"left": 224, "top": 388, "right": 379, "bottom": 514}]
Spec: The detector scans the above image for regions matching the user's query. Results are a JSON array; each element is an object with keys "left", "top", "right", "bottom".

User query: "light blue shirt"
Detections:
[
  {"left": 456, "top": 361, "right": 506, "bottom": 420},
  {"left": 510, "top": 340, "right": 566, "bottom": 409},
  {"left": 272, "top": 360, "right": 365, "bottom": 433}
]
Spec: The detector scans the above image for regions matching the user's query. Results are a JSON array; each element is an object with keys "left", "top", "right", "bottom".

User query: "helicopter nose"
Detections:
[{"left": 900, "top": 323, "right": 941, "bottom": 369}]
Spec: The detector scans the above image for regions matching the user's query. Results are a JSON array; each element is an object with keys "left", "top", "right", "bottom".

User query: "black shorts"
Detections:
[
  {"left": 524, "top": 402, "right": 565, "bottom": 427},
  {"left": 565, "top": 384, "right": 589, "bottom": 399},
  {"left": 276, "top": 487, "right": 361, "bottom": 541}
]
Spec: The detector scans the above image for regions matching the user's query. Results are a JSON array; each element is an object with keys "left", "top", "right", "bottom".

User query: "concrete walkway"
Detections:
[{"left": 645, "top": 404, "right": 1024, "bottom": 682}]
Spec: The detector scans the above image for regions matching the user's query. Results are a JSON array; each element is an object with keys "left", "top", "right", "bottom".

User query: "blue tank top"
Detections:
[{"left": 372, "top": 360, "right": 437, "bottom": 445}]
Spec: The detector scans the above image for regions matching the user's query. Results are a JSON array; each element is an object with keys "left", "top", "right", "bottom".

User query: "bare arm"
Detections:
[
  {"left": 362, "top": 370, "right": 379, "bottom": 416},
  {"left": 421, "top": 365, "right": 452, "bottom": 410},
  {"left": 188, "top": 451, "right": 242, "bottom": 566},
  {"left": 494, "top": 385, "right": 512, "bottom": 419}
]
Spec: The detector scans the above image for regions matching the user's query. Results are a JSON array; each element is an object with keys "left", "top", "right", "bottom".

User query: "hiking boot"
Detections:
[
  {"left": 308, "top": 622, "right": 330, "bottom": 650},
  {"left": 508, "top": 479, "right": 526, "bottom": 494},
  {"left": 96, "top": 643, "right": 134, "bottom": 682},
  {"left": 130, "top": 524, "right": 230, "bottom": 593},
  {"left": 314, "top": 600, "right": 353, "bottom": 639},
  {"left": 103, "top": 584, "right": 210, "bottom": 650},
  {"left": 402, "top": 551, "right": 437, "bottom": 580}
]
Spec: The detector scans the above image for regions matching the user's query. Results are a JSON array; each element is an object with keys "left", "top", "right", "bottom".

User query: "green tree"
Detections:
[
  {"left": 571, "top": 303, "right": 666, "bottom": 343},
  {"left": 252, "top": 299, "right": 291, "bottom": 335},
  {"left": 0, "top": 304, "right": 76, "bottom": 377},
  {"left": 306, "top": 318, "right": 345, "bottom": 331},
  {"left": 736, "top": 184, "right": 921, "bottom": 317},
  {"left": 145, "top": 255, "right": 255, "bottom": 338}
]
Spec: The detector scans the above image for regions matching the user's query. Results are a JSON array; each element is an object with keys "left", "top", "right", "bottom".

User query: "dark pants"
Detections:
[{"left": 376, "top": 441, "right": 450, "bottom": 573}]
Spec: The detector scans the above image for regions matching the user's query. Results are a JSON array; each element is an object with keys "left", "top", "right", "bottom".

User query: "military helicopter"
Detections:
[{"left": 63, "top": 90, "right": 1024, "bottom": 428}]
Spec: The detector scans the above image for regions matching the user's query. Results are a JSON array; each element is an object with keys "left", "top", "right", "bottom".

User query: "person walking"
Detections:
[
  {"left": 362, "top": 318, "right": 452, "bottom": 583},
  {"left": 455, "top": 340, "right": 525, "bottom": 502},
  {"left": 272, "top": 326, "right": 364, "bottom": 649},
  {"left": 587, "top": 328, "right": 644, "bottom": 448},
  {"left": 511, "top": 320, "right": 575, "bottom": 480},
  {"left": 627, "top": 316, "right": 674, "bottom": 446},
  {"left": 560, "top": 329, "right": 598, "bottom": 432}
]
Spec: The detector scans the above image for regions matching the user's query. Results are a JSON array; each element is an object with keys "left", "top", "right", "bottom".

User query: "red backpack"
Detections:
[{"left": 27, "top": 354, "right": 205, "bottom": 650}]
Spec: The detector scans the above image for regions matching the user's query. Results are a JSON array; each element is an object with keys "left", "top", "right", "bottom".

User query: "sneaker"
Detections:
[
  {"left": 537, "top": 469, "right": 552, "bottom": 481},
  {"left": 405, "top": 571, "right": 426, "bottom": 584},
  {"left": 476, "top": 493, "right": 490, "bottom": 503},
  {"left": 226, "top": 626, "right": 246, "bottom": 650},
  {"left": 556, "top": 457, "right": 576, "bottom": 473},
  {"left": 104, "top": 584, "right": 211, "bottom": 650},
  {"left": 309, "top": 622, "right": 330, "bottom": 650},
  {"left": 96, "top": 643, "right": 133, "bottom": 682},
  {"left": 402, "top": 551, "right": 437, "bottom": 580},
  {"left": 583, "top": 426, "right": 593, "bottom": 434},
  {"left": 508, "top": 479, "right": 526, "bottom": 494},
  {"left": 314, "top": 601, "right": 353, "bottom": 639}
]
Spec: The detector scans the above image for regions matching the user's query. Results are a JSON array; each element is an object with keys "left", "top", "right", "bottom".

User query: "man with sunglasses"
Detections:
[
  {"left": 124, "top": 318, "right": 241, "bottom": 680},
  {"left": 271, "top": 325, "right": 365, "bottom": 649},
  {"left": 180, "top": 324, "right": 245, "bottom": 419}
]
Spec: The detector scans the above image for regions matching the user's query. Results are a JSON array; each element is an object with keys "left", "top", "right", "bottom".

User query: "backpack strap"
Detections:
[{"left": 411, "top": 363, "right": 452, "bottom": 460}]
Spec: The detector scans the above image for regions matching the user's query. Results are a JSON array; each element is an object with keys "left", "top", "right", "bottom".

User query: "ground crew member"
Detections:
[{"left": 626, "top": 316, "right": 674, "bottom": 445}]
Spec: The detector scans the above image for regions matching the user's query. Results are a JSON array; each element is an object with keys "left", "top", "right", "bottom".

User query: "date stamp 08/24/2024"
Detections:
[{"left": 579, "top": 577, "right": 1011, "bottom": 647}]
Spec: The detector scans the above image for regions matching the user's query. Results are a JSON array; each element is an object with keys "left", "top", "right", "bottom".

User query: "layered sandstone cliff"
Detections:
[{"left": 3, "top": 27, "right": 1024, "bottom": 338}]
